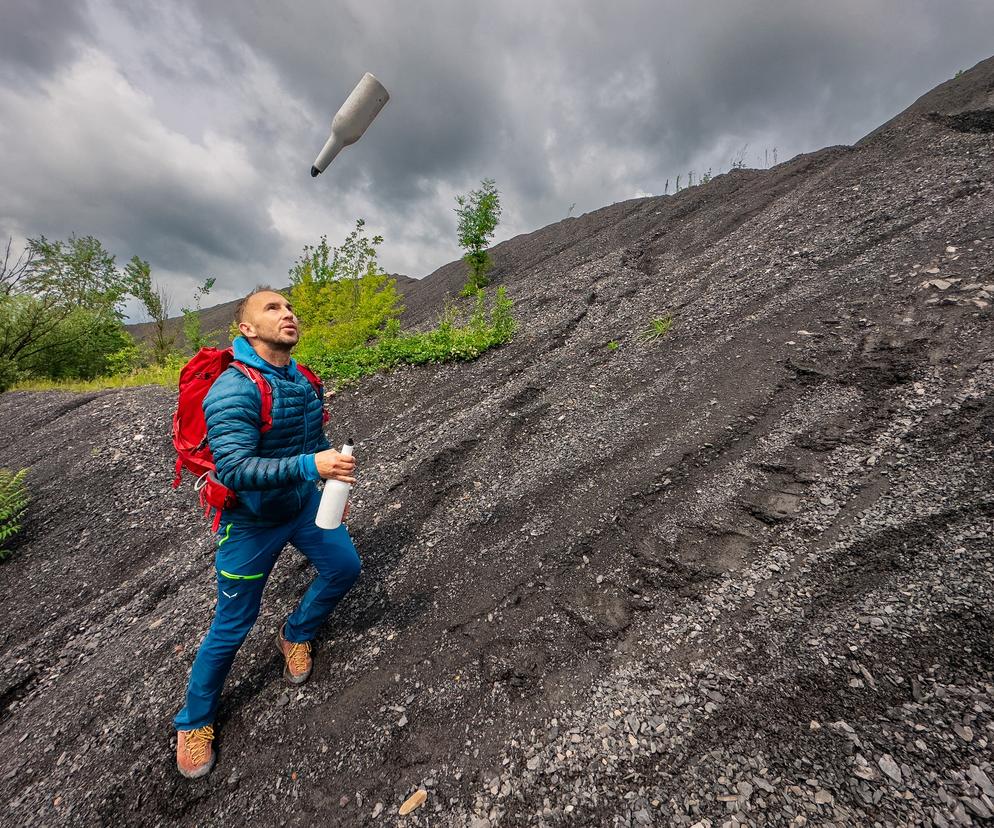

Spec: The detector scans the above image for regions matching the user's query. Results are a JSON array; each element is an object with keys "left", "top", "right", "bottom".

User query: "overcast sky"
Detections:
[{"left": 2, "top": 1, "right": 992, "bottom": 320}]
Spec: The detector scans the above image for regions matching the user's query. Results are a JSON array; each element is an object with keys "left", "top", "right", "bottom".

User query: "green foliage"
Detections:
[
  {"left": 0, "top": 235, "right": 226, "bottom": 389},
  {"left": 12, "top": 360, "right": 183, "bottom": 392},
  {"left": 641, "top": 315, "right": 673, "bottom": 341},
  {"left": 26, "top": 234, "right": 128, "bottom": 314},
  {"left": 303, "top": 286, "right": 516, "bottom": 388},
  {"left": 0, "top": 468, "right": 29, "bottom": 561},
  {"left": 181, "top": 277, "right": 216, "bottom": 353},
  {"left": 0, "top": 357, "right": 20, "bottom": 392},
  {"left": 0, "top": 235, "right": 133, "bottom": 390},
  {"left": 455, "top": 178, "right": 502, "bottom": 295},
  {"left": 27, "top": 309, "right": 134, "bottom": 380},
  {"left": 289, "top": 220, "right": 404, "bottom": 356},
  {"left": 105, "top": 340, "right": 147, "bottom": 376},
  {"left": 290, "top": 219, "right": 383, "bottom": 309},
  {"left": 125, "top": 255, "right": 174, "bottom": 364},
  {"left": 607, "top": 340, "right": 619, "bottom": 351},
  {"left": 14, "top": 288, "right": 517, "bottom": 393}
]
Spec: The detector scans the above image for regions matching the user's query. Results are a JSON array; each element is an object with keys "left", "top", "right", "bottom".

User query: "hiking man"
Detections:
[{"left": 174, "top": 287, "right": 360, "bottom": 779}]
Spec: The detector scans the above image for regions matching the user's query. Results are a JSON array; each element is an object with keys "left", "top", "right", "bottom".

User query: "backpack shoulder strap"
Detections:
[
  {"left": 296, "top": 362, "right": 329, "bottom": 424},
  {"left": 230, "top": 361, "right": 273, "bottom": 433}
]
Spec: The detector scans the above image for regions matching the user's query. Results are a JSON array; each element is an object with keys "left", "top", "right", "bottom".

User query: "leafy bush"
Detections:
[
  {"left": 13, "top": 290, "right": 517, "bottom": 392},
  {"left": 289, "top": 220, "right": 404, "bottom": 356},
  {"left": 105, "top": 341, "right": 147, "bottom": 375},
  {"left": 18, "top": 307, "right": 136, "bottom": 381},
  {"left": 0, "top": 358, "right": 20, "bottom": 392},
  {"left": 0, "top": 468, "right": 29, "bottom": 561},
  {"left": 304, "top": 286, "right": 516, "bottom": 387},
  {"left": 0, "top": 234, "right": 225, "bottom": 390}
]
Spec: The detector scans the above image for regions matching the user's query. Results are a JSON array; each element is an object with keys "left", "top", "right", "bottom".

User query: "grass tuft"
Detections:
[{"left": 640, "top": 315, "right": 673, "bottom": 341}]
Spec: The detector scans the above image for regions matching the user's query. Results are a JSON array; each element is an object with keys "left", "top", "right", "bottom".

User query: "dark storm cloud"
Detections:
[
  {"left": 0, "top": 0, "right": 94, "bottom": 78},
  {"left": 2, "top": 0, "right": 993, "bottom": 311},
  {"left": 184, "top": 0, "right": 994, "bottom": 214},
  {"left": 177, "top": 1, "right": 523, "bottom": 195}
]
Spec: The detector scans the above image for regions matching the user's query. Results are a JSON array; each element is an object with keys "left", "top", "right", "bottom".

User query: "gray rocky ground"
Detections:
[{"left": 1, "top": 57, "right": 992, "bottom": 828}]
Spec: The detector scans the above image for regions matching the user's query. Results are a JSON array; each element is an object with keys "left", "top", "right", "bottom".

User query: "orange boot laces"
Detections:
[
  {"left": 185, "top": 725, "right": 214, "bottom": 764},
  {"left": 287, "top": 640, "right": 312, "bottom": 673}
]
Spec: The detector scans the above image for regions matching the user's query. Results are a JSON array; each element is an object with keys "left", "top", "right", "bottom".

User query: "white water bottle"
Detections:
[{"left": 315, "top": 439, "right": 354, "bottom": 529}]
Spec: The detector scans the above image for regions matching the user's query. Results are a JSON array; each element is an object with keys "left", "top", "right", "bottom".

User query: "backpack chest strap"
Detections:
[{"left": 230, "top": 361, "right": 274, "bottom": 433}]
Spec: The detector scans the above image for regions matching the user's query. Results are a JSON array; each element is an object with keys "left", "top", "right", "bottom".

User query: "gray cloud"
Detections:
[
  {"left": 2, "top": 0, "right": 993, "bottom": 317},
  {"left": 0, "top": 0, "right": 94, "bottom": 79}
]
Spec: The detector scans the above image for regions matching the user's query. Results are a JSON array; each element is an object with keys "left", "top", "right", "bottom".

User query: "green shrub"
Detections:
[
  {"left": 0, "top": 357, "right": 21, "bottom": 393},
  {"left": 105, "top": 341, "right": 147, "bottom": 375},
  {"left": 304, "top": 286, "right": 516, "bottom": 388},
  {"left": 289, "top": 220, "right": 404, "bottom": 354},
  {"left": 0, "top": 468, "right": 29, "bottom": 561},
  {"left": 10, "top": 287, "right": 516, "bottom": 393}
]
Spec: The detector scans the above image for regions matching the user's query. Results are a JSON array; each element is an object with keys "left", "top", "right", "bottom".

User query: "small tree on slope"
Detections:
[{"left": 455, "top": 178, "right": 501, "bottom": 296}]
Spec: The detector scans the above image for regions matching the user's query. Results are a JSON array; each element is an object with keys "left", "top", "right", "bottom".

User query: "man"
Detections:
[{"left": 174, "top": 287, "right": 360, "bottom": 779}]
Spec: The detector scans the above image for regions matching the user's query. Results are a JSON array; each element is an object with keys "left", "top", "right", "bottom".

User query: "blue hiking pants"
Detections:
[{"left": 174, "top": 488, "right": 360, "bottom": 730}]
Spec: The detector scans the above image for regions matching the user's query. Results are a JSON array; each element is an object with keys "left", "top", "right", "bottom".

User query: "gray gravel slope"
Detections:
[{"left": 1, "top": 56, "right": 993, "bottom": 828}]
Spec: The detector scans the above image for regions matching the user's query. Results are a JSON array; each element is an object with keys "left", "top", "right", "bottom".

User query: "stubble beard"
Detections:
[{"left": 258, "top": 329, "right": 298, "bottom": 353}]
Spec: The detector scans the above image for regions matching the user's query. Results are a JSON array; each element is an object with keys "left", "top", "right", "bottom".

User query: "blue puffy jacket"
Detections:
[{"left": 203, "top": 336, "right": 330, "bottom": 525}]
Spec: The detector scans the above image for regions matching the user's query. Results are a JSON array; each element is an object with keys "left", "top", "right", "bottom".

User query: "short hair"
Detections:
[{"left": 234, "top": 285, "right": 283, "bottom": 325}]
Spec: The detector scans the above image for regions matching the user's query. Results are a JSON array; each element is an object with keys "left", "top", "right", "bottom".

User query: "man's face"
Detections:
[{"left": 239, "top": 291, "right": 300, "bottom": 349}]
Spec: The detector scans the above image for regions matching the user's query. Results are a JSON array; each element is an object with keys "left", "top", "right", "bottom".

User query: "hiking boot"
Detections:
[
  {"left": 176, "top": 725, "right": 215, "bottom": 779},
  {"left": 277, "top": 625, "right": 313, "bottom": 686}
]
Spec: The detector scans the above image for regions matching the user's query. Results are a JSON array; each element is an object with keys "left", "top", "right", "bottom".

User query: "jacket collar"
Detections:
[{"left": 232, "top": 335, "right": 301, "bottom": 380}]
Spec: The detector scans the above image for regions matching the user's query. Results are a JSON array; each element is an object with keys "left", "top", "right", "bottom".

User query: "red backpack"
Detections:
[{"left": 171, "top": 346, "right": 327, "bottom": 530}]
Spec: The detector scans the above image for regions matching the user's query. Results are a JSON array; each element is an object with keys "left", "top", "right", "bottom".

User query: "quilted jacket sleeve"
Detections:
[{"left": 204, "top": 370, "right": 308, "bottom": 491}]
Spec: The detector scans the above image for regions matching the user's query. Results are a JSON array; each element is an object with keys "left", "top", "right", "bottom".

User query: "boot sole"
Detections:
[{"left": 178, "top": 753, "right": 215, "bottom": 779}]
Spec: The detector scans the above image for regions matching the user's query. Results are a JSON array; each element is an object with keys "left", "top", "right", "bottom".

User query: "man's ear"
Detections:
[{"left": 238, "top": 321, "right": 255, "bottom": 338}]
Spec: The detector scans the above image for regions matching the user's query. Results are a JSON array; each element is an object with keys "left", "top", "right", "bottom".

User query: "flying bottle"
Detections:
[
  {"left": 315, "top": 439, "right": 354, "bottom": 529},
  {"left": 311, "top": 73, "right": 389, "bottom": 176}
]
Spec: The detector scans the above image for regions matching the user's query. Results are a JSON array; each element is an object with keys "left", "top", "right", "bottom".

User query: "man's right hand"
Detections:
[{"left": 314, "top": 448, "right": 357, "bottom": 484}]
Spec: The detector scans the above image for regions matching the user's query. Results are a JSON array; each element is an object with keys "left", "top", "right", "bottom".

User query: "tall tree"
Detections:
[{"left": 26, "top": 234, "right": 128, "bottom": 314}]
